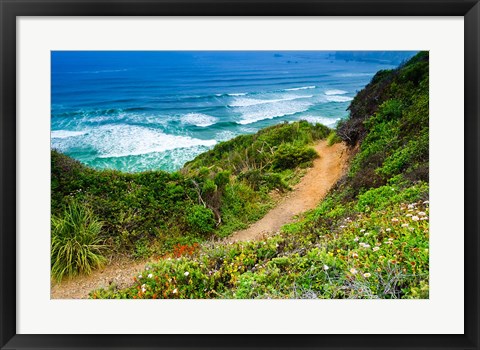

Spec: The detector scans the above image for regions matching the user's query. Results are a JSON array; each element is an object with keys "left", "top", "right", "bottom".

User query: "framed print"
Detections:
[{"left": 1, "top": 0, "right": 479, "bottom": 349}]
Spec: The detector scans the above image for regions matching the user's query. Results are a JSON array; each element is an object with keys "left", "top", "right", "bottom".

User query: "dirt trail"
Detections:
[
  {"left": 51, "top": 140, "right": 349, "bottom": 299},
  {"left": 225, "top": 140, "right": 349, "bottom": 243},
  {"left": 50, "top": 256, "right": 154, "bottom": 299}
]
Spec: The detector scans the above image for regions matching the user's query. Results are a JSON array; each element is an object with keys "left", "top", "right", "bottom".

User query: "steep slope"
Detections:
[
  {"left": 226, "top": 140, "right": 349, "bottom": 242},
  {"left": 91, "top": 51, "right": 430, "bottom": 300}
]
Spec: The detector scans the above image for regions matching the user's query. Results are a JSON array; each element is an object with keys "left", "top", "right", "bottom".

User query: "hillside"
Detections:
[
  {"left": 85, "top": 51, "right": 429, "bottom": 299},
  {"left": 51, "top": 121, "right": 331, "bottom": 281},
  {"left": 52, "top": 52, "right": 429, "bottom": 299}
]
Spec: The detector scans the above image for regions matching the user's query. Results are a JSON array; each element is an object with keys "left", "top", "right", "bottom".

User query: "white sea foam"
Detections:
[
  {"left": 180, "top": 113, "right": 218, "bottom": 127},
  {"left": 235, "top": 99, "right": 313, "bottom": 125},
  {"left": 51, "top": 130, "right": 88, "bottom": 139},
  {"left": 229, "top": 95, "right": 313, "bottom": 108},
  {"left": 216, "top": 130, "right": 238, "bottom": 141},
  {"left": 284, "top": 85, "right": 316, "bottom": 91},
  {"left": 227, "top": 92, "right": 247, "bottom": 96},
  {"left": 325, "top": 95, "right": 353, "bottom": 103},
  {"left": 324, "top": 89, "right": 348, "bottom": 96},
  {"left": 300, "top": 116, "right": 341, "bottom": 127},
  {"left": 95, "top": 145, "right": 213, "bottom": 173},
  {"left": 52, "top": 124, "right": 216, "bottom": 158}
]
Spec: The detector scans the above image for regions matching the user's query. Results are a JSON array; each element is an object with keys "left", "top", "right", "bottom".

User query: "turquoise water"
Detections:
[{"left": 51, "top": 51, "right": 416, "bottom": 172}]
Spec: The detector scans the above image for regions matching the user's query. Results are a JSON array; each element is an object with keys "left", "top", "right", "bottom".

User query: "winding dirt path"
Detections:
[
  {"left": 51, "top": 140, "right": 349, "bottom": 299},
  {"left": 50, "top": 256, "right": 154, "bottom": 299},
  {"left": 225, "top": 140, "right": 349, "bottom": 243}
]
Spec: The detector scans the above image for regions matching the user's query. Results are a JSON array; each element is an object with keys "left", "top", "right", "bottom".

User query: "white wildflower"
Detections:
[
  {"left": 147, "top": 273, "right": 153, "bottom": 278},
  {"left": 423, "top": 200, "right": 429, "bottom": 204},
  {"left": 411, "top": 216, "right": 419, "bottom": 221},
  {"left": 352, "top": 252, "right": 359, "bottom": 258},
  {"left": 363, "top": 273, "right": 371, "bottom": 278},
  {"left": 392, "top": 218, "right": 399, "bottom": 222},
  {"left": 138, "top": 274, "right": 143, "bottom": 279},
  {"left": 386, "top": 228, "right": 391, "bottom": 232},
  {"left": 402, "top": 223, "right": 409, "bottom": 227},
  {"left": 354, "top": 236, "right": 359, "bottom": 242},
  {"left": 360, "top": 229, "right": 366, "bottom": 233},
  {"left": 350, "top": 268, "right": 358, "bottom": 275},
  {"left": 408, "top": 204, "right": 415, "bottom": 209},
  {"left": 406, "top": 213, "right": 413, "bottom": 217},
  {"left": 373, "top": 247, "right": 380, "bottom": 252},
  {"left": 172, "top": 288, "right": 178, "bottom": 294},
  {"left": 323, "top": 265, "right": 329, "bottom": 271},
  {"left": 184, "top": 271, "right": 190, "bottom": 277},
  {"left": 418, "top": 211, "right": 426, "bottom": 216}
]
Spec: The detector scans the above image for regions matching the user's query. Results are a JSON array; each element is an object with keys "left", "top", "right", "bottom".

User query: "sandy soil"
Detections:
[
  {"left": 51, "top": 140, "right": 349, "bottom": 299},
  {"left": 50, "top": 256, "right": 155, "bottom": 299}
]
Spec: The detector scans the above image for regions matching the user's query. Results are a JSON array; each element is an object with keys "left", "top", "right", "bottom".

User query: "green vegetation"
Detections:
[
  {"left": 89, "top": 51, "right": 429, "bottom": 299},
  {"left": 91, "top": 197, "right": 428, "bottom": 299},
  {"left": 326, "top": 131, "right": 342, "bottom": 146},
  {"left": 51, "top": 200, "right": 107, "bottom": 281},
  {"left": 51, "top": 121, "right": 330, "bottom": 280},
  {"left": 53, "top": 52, "right": 429, "bottom": 298}
]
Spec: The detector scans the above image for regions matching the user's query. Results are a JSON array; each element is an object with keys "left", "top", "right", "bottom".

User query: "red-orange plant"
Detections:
[{"left": 172, "top": 243, "right": 199, "bottom": 258}]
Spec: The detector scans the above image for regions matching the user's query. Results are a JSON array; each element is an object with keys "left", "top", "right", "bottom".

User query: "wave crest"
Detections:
[
  {"left": 284, "top": 86, "right": 316, "bottom": 91},
  {"left": 324, "top": 89, "right": 348, "bottom": 96},
  {"left": 180, "top": 113, "right": 218, "bottom": 127},
  {"left": 51, "top": 125, "right": 217, "bottom": 159},
  {"left": 229, "top": 95, "right": 313, "bottom": 108},
  {"left": 51, "top": 130, "right": 88, "bottom": 139}
]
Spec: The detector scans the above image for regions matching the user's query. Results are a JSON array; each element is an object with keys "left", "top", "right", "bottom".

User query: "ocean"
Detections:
[{"left": 51, "top": 51, "right": 416, "bottom": 172}]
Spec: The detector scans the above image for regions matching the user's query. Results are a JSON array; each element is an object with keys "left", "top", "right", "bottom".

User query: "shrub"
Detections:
[
  {"left": 133, "top": 237, "right": 151, "bottom": 259},
  {"left": 51, "top": 200, "right": 107, "bottom": 281},
  {"left": 202, "top": 179, "right": 217, "bottom": 194},
  {"left": 186, "top": 205, "right": 216, "bottom": 235},
  {"left": 239, "top": 170, "right": 289, "bottom": 192},
  {"left": 326, "top": 131, "right": 342, "bottom": 146},
  {"left": 273, "top": 144, "right": 318, "bottom": 170},
  {"left": 376, "top": 99, "right": 403, "bottom": 122},
  {"left": 214, "top": 170, "right": 231, "bottom": 188}
]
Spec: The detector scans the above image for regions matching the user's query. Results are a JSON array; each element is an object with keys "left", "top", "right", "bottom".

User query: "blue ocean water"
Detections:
[{"left": 51, "top": 51, "right": 416, "bottom": 172}]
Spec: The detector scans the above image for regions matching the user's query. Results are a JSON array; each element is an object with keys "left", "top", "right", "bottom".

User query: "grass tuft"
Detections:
[{"left": 51, "top": 200, "right": 107, "bottom": 281}]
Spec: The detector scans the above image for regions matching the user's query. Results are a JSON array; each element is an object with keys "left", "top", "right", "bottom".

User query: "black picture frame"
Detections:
[{"left": 1, "top": 1, "right": 479, "bottom": 349}]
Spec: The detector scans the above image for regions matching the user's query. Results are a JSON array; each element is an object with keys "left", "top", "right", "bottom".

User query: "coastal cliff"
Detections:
[{"left": 52, "top": 52, "right": 429, "bottom": 299}]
